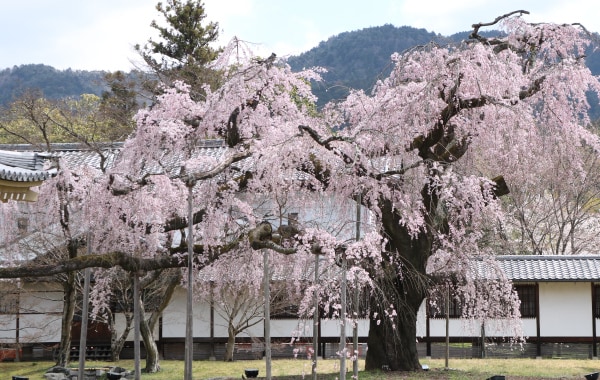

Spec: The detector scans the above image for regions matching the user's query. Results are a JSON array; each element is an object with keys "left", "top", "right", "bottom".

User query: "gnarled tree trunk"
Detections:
[
  {"left": 364, "top": 199, "right": 432, "bottom": 371},
  {"left": 365, "top": 276, "right": 427, "bottom": 371}
]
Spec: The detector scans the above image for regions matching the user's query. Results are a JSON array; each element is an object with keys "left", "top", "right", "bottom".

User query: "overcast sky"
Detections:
[{"left": 1, "top": 0, "right": 599, "bottom": 72}]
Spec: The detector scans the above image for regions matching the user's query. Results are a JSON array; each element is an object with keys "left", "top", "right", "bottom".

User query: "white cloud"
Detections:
[{"left": 2, "top": 0, "right": 600, "bottom": 71}]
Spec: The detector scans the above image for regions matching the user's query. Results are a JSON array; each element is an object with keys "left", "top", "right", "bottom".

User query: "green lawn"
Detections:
[{"left": 2, "top": 358, "right": 600, "bottom": 379}]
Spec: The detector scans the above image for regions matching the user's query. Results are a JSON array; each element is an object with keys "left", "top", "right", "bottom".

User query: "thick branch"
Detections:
[
  {"left": 163, "top": 209, "right": 207, "bottom": 232},
  {"left": 298, "top": 125, "right": 353, "bottom": 148},
  {"left": 247, "top": 221, "right": 345, "bottom": 256},
  {"left": 1, "top": 237, "right": 243, "bottom": 280},
  {"left": 470, "top": 10, "right": 530, "bottom": 41},
  {"left": 298, "top": 125, "right": 367, "bottom": 179},
  {"left": 0, "top": 252, "right": 186, "bottom": 279},
  {"left": 519, "top": 76, "right": 545, "bottom": 101},
  {"left": 411, "top": 74, "right": 544, "bottom": 161},
  {"left": 180, "top": 149, "right": 251, "bottom": 186}
]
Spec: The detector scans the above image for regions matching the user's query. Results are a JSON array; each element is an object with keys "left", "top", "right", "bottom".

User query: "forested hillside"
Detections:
[
  {"left": 0, "top": 64, "right": 107, "bottom": 105},
  {"left": 286, "top": 25, "right": 445, "bottom": 106},
  {"left": 287, "top": 25, "right": 600, "bottom": 109},
  {"left": 2, "top": 25, "right": 600, "bottom": 113}
]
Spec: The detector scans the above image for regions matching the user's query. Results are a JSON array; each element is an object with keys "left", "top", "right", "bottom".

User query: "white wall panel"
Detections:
[
  {"left": 0, "top": 316, "right": 16, "bottom": 342},
  {"left": 539, "top": 282, "right": 591, "bottom": 336},
  {"left": 161, "top": 288, "right": 211, "bottom": 338},
  {"left": 19, "top": 314, "right": 61, "bottom": 342}
]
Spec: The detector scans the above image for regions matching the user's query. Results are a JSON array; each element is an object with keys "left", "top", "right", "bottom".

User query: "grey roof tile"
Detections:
[
  {"left": 0, "top": 151, "right": 53, "bottom": 182},
  {"left": 5, "top": 140, "right": 234, "bottom": 176},
  {"left": 492, "top": 255, "right": 600, "bottom": 282}
]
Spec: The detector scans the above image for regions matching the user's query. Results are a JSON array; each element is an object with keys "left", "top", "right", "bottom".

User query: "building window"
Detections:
[
  {"left": 594, "top": 285, "right": 600, "bottom": 318},
  {"left": 515, "top": 284, "right": 537, "bottom": 318},
  {"left": 17, "top": 218, "right": 28, "bottom": 234}
]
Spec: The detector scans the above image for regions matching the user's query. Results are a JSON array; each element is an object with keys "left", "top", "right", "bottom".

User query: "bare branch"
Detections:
[{"left": 470, "top": 10, "right": 530, "bottom": 41}]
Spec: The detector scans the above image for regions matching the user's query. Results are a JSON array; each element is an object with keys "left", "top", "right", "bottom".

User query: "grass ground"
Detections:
[{"left": 2, "top": 358, "right": 600, "bottom": 379}]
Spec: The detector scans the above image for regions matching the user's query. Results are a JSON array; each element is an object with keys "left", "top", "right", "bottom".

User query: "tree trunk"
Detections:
[
  {"left": 364, "top": 281, "right": 424, "bottom": 371},
  {"left": 110, "top": 310, "right": 132, "bottom": 361},
  {"left": 137, "top": 299, "right": 160, "bottom": 373},
  {"left": 138, "top": 300, "right": 160, "bottom": 373},
  {"left": 224, "top": 325, "right": 235, "bottom": 362},
  {"left": 56, "top": 272, "right": 76, "bottom": 367},
  {"left": 364, "top": 199, "right": 432, "bottom": 372},
  {"left": 140, "top": 317, "right": 160, "bottom": 373},
  {"left": 143, "top": 270, "right": 179, "bottom": 372}
]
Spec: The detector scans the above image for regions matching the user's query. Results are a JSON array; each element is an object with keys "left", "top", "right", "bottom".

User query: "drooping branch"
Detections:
[
  {"left": 219, "top": 56, "right": 276, "bottom": 148},
  {"left": 109, "top": 148, "right": 252, "bottom": 196}
]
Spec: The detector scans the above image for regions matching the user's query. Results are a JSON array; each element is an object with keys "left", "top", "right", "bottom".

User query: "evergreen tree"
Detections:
[{"left": 135, "top": 0, "right": 222, "bottom": 97}]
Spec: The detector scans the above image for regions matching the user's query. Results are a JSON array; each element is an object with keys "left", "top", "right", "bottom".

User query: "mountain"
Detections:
[
  {"left": 286, "top": 25, "right": 600, "bottom": 115},
  {"left": 0, "top": 64, "right": 108, "bottom": 106},
  {"left": 2, "top": 26, "right": 600, "bottom": 116},
  {"left": 286, "top": 24, "right": 446, "bottom": 106}
]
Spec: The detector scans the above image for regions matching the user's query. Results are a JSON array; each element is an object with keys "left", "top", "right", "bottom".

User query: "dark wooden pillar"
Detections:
[
  {"left": 592, "top": 283, "right": 597, "bottom": 358},
  {"left": 536, "top": 283, "right": 541, "bottom": 357}
]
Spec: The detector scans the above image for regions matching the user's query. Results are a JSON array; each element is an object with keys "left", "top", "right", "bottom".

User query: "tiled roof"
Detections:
[
  {"left": 40, "top": 148, "right": 121, "bottom": 171},
  {"left": 0, "top": 150, "right": 54, "bottom": 182},
  {"left": 491, "top": 255, "right": 600, "bottom": 282},
  {"left": 0, "top": 140, "right": 232, "bottom": 177}
]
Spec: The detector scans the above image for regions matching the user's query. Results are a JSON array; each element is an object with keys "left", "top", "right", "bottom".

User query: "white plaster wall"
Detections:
[
  {"left": 161, "top": 288, "right": 211, "bottom": 338},
  {"left": 417, "top": 301, "right": 427, "bottom": 337},
  {"left": 520, "top": 318, "right": 537, "bottom": 337},
  {"left": 161, "top": 288, "right": 372, "bottom": 340},
  {"left": 21, "top": 282, "right": 62, "bottom": 292},
  {"left": 272, "top": 319, "right": 312, "bottom": 338},
  {"left": 162, "top": 282, "right": 597, "bottom": 341},
  {"left": 320, "top": 318, "right": 369, "bottom": 337},
  {"left": 19, "top": 291, "right": 62, "bottom": 314},
  {"left": 428, "top": 318, "right": 481, "bottom": 337},
  {"left": 19, "top": 313, "right": 62, "bottom": 342},
  {"left": 426, "top": 318, "right": 532, "bottom": 338},
  {"left": 212, "top": 315, "right": 264, "bottom": 338},
  {"left": 0, "top": 283, "right": 63, "bottom": 344},
  {"left": 418, "top": 300, "right": 534, "bottom": 338},
  {"left": 539, "top": 282, "right": 592, "bottom": 336},
  {"left": 0, "top": 316, "right": 16, "bottom": 342}
]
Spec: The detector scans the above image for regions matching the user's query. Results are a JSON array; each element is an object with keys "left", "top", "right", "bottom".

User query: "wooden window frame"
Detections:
[{"left": 515, "top": 284, "right": 537, "bottom": 318}]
